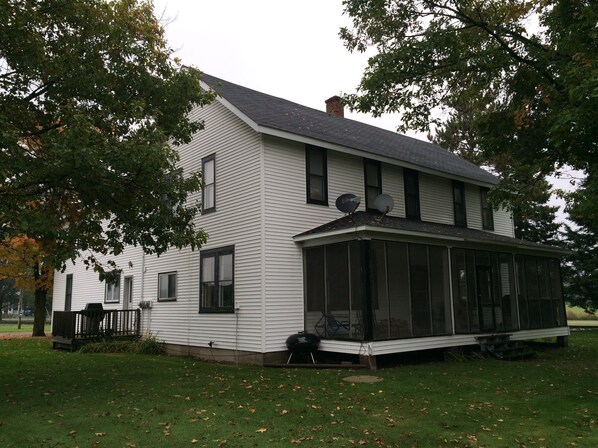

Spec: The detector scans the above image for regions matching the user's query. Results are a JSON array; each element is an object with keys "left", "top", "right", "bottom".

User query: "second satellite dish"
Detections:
[
  {"left": 374, "top": 194, "right": 394, "bottom": 214},
  {"left": 335, "top": 193, "right": 361, "bottom": 214}
]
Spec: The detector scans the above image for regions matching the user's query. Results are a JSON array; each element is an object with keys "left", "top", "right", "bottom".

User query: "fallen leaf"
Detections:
[{"left": 256, "top": 428, "right": 268, "bottom": 433}]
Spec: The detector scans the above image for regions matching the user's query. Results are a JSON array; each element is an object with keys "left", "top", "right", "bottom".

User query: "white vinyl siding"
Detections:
[{"left": 144, "top": 100, "right": 264, "bottom": 352}]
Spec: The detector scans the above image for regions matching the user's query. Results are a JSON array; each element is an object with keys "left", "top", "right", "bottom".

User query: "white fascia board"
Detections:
[
  {"left": 293, "top": 224, "right": 465, "bottom": 245},
  {"left": 257, "top": 126, "right": 497, "bottom": 188}
]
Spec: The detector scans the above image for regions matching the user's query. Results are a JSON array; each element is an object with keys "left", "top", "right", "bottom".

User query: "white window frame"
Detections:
[{"left": 158, "top": 271, "right": 177, "bottom": 302}]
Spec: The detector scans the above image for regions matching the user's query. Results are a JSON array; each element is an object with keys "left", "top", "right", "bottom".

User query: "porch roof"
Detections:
[{"left": 294, "top": 211, "right": 567, "bottom": 255}]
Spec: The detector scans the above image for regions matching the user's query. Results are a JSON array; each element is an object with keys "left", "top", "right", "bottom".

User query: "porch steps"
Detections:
[{"left": 476, "top": 334, "right": 536, "bottom": 361}]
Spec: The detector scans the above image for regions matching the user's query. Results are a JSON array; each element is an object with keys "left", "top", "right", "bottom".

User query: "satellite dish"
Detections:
[
  {"left": 374, "top": 194, "right": 394, "bottom": 214},
  {"left": 335, "top": 193, "right": 361, "bottom": 214}
]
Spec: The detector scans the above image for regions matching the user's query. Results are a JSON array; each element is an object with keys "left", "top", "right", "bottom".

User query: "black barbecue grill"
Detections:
[
  {"left": 285, "top": 331, "right": 320, "bottom": 364},
  {"left": 81, "top": 303, "right": 105, "bottom": 335}
]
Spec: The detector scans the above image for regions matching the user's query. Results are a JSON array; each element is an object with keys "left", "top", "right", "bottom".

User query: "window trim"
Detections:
[
  {"left": 364, "top": 159, "right": 382, "bottom": 211},
  {"left": 480, "top": 187, "right": 494, "bottom": 230},
  {"left": 104, "top": 272, "right": 121, "bottom": 304},
  {"left": 305, "top": 145, "right": 328, "bottom": 206},
  {"left": 404, "top": 168, "right": 421, "bottom": 220},
  {"left": 201, "top": 154, "right": 216, "bottom": 213},
  {"left": 199, "top": 246, "right": 235, "bottom": 313},
  {"left": 157, "top": 271, "right": 177, "bottom": 302},
  {"left": 64, "top": 274, "right": 73, "bottom": 312},
  {"left": 452, "top": 180, "right": 467, "bottom": 227}
]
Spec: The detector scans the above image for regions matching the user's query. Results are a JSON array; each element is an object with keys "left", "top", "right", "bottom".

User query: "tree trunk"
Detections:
[{"left": 32, "top": 263, "right": 47, "bottom": 337}]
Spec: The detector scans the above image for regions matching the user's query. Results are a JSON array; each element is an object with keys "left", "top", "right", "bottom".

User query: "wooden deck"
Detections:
[{"left": 52, "top": 309, "right": 140, "bottom": 350}]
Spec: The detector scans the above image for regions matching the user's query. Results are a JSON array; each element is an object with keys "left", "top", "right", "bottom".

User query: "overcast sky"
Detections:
[{"left": 152, "top": 0, "right": 413, "bottom": 136}]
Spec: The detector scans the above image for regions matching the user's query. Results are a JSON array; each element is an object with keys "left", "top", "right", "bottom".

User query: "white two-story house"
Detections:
[{"left": 52, "top": 74, "right": 568, "bottom": 366}]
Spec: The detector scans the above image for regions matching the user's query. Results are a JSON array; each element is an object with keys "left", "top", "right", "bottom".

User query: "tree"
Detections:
[
  {"left": 1, "top": 1, "right": 215, "bottom": 334},
  {"left": 0, "top": 277, "right": 19, "bottom": 322},
  {"left": 0, "top": 237, "right": 54, "bottom": 334},
  {"left": 562, "top": 173, "right": 598, "bottom": 313},
  {"left": 340, "top": 0, "right": 597, "bottom": 210},
  {"left": 433, "top": 96, "right": 561, "bottom": 246}
]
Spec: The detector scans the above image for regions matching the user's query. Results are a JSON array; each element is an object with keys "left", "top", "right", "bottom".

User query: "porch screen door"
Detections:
[{"left": 476, "top": 266, "right": 495, "bottom": 331}]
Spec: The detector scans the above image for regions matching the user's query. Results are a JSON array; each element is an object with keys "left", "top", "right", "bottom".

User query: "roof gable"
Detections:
[{"left": 200, "top": 74, "right": 497, "bottom": 185}]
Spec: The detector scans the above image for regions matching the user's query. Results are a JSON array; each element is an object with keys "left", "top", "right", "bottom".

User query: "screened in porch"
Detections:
[{"left": 303, "top": 239, "right": 566, "bottom": 342}]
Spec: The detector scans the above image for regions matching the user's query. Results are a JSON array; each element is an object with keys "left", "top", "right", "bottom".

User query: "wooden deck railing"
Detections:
[{"left": 52, "top": 309, "right": 140, "bottom": 341}]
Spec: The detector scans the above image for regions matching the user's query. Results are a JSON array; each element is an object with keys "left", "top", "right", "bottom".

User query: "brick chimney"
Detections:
[{"left": 325, "top": 95, "right": 344, "bottom": 118}]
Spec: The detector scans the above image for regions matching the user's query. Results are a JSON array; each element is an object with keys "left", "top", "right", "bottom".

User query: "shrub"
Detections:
[{"left": 79, "top": 335, "right": 165, "bottom": 355}]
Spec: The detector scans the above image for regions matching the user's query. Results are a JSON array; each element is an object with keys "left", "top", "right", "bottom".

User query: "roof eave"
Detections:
[{"left": 294, "top": 224, "right": 568, "bottom": 255}]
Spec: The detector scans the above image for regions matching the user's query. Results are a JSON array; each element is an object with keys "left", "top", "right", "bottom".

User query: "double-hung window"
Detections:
[
  {"left": 202, "top": 154, "right": 215, "bottom": 213},
  {"left": 104, "top": 272, "right": 120, "bottom": 303},
  {"left": 480, "top": 187, "right": 494, "bottom": 230},
  {"left": 158, "top": 272, "right": 177, "bottom": 302},
  {"left": 200, "top": 246, "right": 234, "bottom": 313},
  {"left": 453, "top": 180, "right": 467, "bottom": 226},
  {"left": 306, "top": 145, "right": 328, "bottom": 205},
  {"left": 404, "top": 168, "right": 421, "bottom": 220},
  {"left": 364, "top": 159, "right": 382, "bottom": 211}
]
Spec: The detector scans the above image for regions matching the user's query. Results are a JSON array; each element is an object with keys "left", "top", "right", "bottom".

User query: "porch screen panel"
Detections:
[
  {"left": 499, "top": 254, "right": 518, "bottom": 331},
  {"left": 305, "top": 246, "right": 325, "bottom": 315},
  {"left": 491, "top": 253, "right": 505, "bottom": 331},
  {"left": 387, "top": 242, "right": 411, "bottom": 338},
  {"left": 451, "top": 249, "right": 470, "bottom": 333},
  {"left": 371, "top": 241, "right": 390, "bottom": 339},
  {"left": 516, "top": 255, "right": 530, "bottom": 330},
  {"left": 409, "top": 244, "right": 432, "bottom": 336},
  {"left": 326, "top": 244, "right": 351, "bottom": 338},
  {"left": 349, "top": 241, "right": 364, "bottom": 339},
  {"left": 429, "top": 246, "right": 451, "bottom": 335},
  {"left": 304, "top": 247, "right": 325, "bottom": 336},
  {"left": 548, "top": 259, "right": 566, "bottom": 326},
  {"left": 537, "top": 258, "right": 554, "bottom": 327},
  {"left": 465, "top": 251, "right": 480, "bottom": 332},
  {"left": 525, "top": 257, "right": 542, "bottom": 328}
]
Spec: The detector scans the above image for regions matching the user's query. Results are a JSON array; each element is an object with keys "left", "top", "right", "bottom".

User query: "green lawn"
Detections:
[
  {"left": 0, "top": 322, "right": 51, "bottom": 333},
  {"left": 1, "top": 333, "right": 597, "bottom": 448}
]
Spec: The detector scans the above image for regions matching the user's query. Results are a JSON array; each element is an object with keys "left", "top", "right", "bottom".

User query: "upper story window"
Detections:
[
  {"left": 200, "top": 246, "right": 234, "bottom": 313},
  {"left": 104, "top": 272, "right": 120, "bottom": 303},
  {"left": 404, "top": 168, "right": 421, "bottom": 220},
  {"left": 480, "top": 187, "right": 494, "bottom": 230},
  {"left": 202, "top": 154, "right": 215, "bottom": 213},
  {"left": 306, "top": 145, "right": 328, "bottom": 205},
  {"left": 453, "top": 180, "right": 467, "bottom": 226},
  {"left": 158, "top": 272, "right": 177, "bottom": 302},
  {"left": 364, "top": 159, "right": 382, "bottom": 211}
]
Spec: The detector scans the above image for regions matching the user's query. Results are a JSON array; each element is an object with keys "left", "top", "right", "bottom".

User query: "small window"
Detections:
[
  {"left": 306, "top": 145, "right": 328, "bottom": 205},
  {"left": 158, "top": 272, "right": 177, "bottom": 301},
  {"left": 453, "top": 180, "right": 467, "bottom": 226},
  {"left": 200, "top": 247, "right": 234, "bottom": 313},
  {"left": 480, "top": 187, "right": 494, "bottom": 230},
  {"left": 202, "top": 154, "right": 215, "bottom": 213},
  {"left": 404, "top": 168, "right": 421, "bottom": 220},
  {"left": 104, "top": 272, "right": 121, "bottom": 303},
  {"left": 364, "top": 159, "right": 382, "bottom": 211}
]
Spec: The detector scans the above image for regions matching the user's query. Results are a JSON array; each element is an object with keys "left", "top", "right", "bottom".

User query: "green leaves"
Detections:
[{"left": 0, "top": 0, "right": 215, "bottom": 272}]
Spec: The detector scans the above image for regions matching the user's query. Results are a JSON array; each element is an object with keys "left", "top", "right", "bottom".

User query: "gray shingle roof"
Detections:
[
  {"left": 201, "top": 74, "right": 497, "bottom": 185},
  {"left": 295, "top": 211, "right": 564, "bottom": 254}
]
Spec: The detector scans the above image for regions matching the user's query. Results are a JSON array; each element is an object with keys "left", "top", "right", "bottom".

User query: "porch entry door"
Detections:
[
  {"left": 476, "top": 266, "right": 501, "bottom": 332},
  {"left": 123, "top": 277, "right": 133, "bottom": 311}
]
